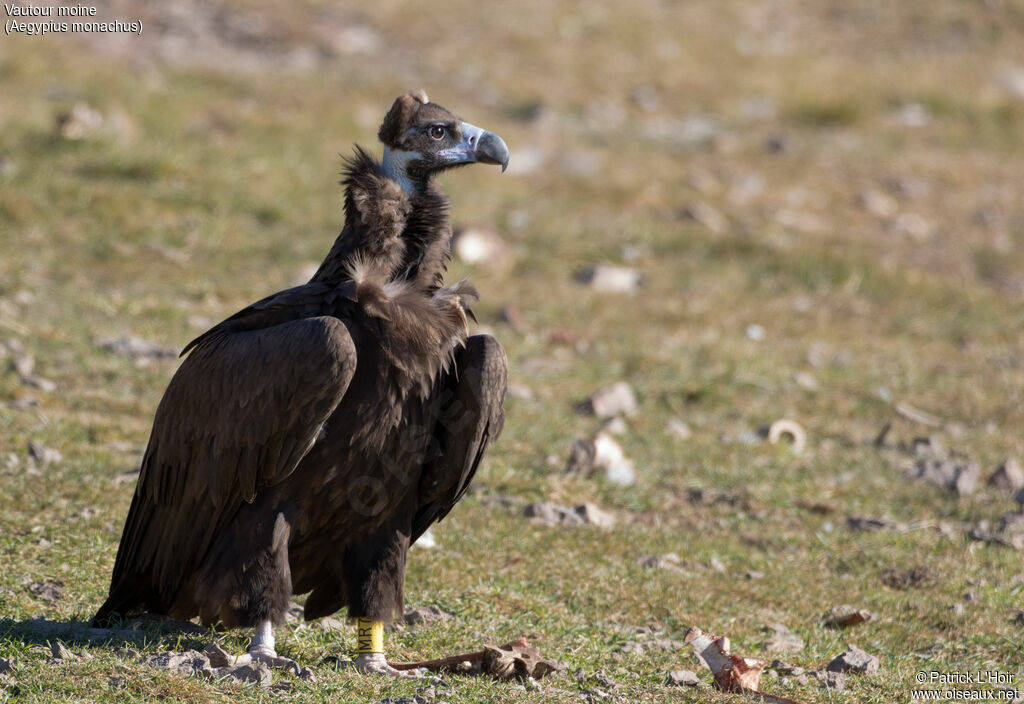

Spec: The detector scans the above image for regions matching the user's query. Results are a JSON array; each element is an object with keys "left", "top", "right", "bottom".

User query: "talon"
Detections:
[
  {"left": 247, "top": 647, "right": 302, "bottom": 675},
  {"left": 351, "top": 652, "right": 425, "bottom": 678},
  {"left": 248, "top": 644, "right": 278, "bottom": 661}
]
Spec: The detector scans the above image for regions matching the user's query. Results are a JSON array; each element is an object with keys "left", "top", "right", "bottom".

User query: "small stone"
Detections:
[
  {"left": 848, "top": 516, "right": 903, "bottom": 532},
  {"left": 585, "top": 382, "right": 638, "bottom": 418},
  {"left": 98, "top": 335, "right": 177, "bottom": 361},
  {"left": 681, "top": 202, "right": 727, "bottom": 234},
  {"left": 858, "top": 189, "right": 898, "bottom": 218},
  {"left": 618, "top": 640, "right": 643, "bottom": 655},
  {"left": 645, "top": 638, "right": 682, "bottom": 652},
  {"left": 26, "top": 580, "right": 64, "bottom": 602},
  {"left": 795, "top": 371, "right": 818, "bottom": 391},
  {"left": 882, "top": 566, "right": 934, "bottom": 590},
  {"left": 666, "top": 419, "right": 692, "bottom": 440},
  {"left": 223, "top": 661, "right": 273, "bottom": 686},
  {"left": 23, "top": 376, "right": 56, "bottom": 392},
  {"left": 574, "top": 502, "right": 616, "bottom": 528},
  {"left": 58, "top": 103, "right": 104, "bottom": 140},
  {"left": 51, "top": 640, "right": 75, "bottom": 662},
  {"left": 666, "top": 669, "right": 700, "bottom": 687},
  {"left": 826, "top": 645, "right": 880, "bottom": 675},
  {"left": 813, "top": 669, "right": 847, "bottom": 691},
  {"left": 995, "top": 64, "right": 1024, "bottom": 101},
  {"left": 637, "top": 553, "right": 685, "bottom": 573},
  {"left": 143, "top": 650, "right": 211, "bottom": 676},
  {"left": 895, "top": 103, "right": 930, "bottom": 127},
  {"left": 911, "top": 458, "right": 979, "bottom": 496},
  {"left": 27, "top": 442, "right": 62, "bottom": 467},
  {"left": 12, "top": 353, "right": 34, "bottom": 377},
  {"left": 745, "top": 324, "right": 766, "bottom": 341},
  {"left": 452, "top": 226, "right": 513, "bottom": 270},
  {"left": 950, "top": 603, "right": 965, "bottom": 617},
  {"left": 506, "top": 383, "right": 534, "bottom": 401},
  {"left": 746, "top": 570, "right": 765, "bottom": 580},
  {"left": 0, "top": 657, "right": 12, "bottom": 674},
  {"left": 763, "top": 623, "right": 804, "bottom": 654},
  {"left": 823, "top": 605, "right": 872, "bottom": 629},
  {"left": 404, "top": 605, "right": 452, "bottom": 626},
  {"left": 9, "top": 396, "right": 40, "bottom": 411},
  {"left": 523, "top": 501, "right": 578, "bottom": 527},
  {"left": 770, "top": 660, "right": 805, "bottom": 677},
  {"left": 565, "top": 432, "right": 636, "bottom": 486},
  {"left": 317, "top": 616, "right": 345, "bottom": 632},
  {"left": 575, "top": 265, "right": 643, "bottom": 293},
  {"left": 891, "top": 212, "right": 933, "bottom": 241},
  {"left": 603, "top": 416, "right": 628, "bottom": 435},
  {"left": 203, "top": 642, "right": 233, "bottom": 668},
  {"left": 989, "top": 460, "right": 1024, "bottom": 493}
]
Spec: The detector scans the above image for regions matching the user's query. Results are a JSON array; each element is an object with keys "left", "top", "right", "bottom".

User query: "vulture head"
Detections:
[{"left": 378, "top": 90, "right": 510, "bottom": 193}]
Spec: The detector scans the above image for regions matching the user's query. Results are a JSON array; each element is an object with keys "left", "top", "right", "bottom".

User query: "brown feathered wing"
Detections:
[{"left": 103, "top": 311, "right": 357, "bottom": 615}]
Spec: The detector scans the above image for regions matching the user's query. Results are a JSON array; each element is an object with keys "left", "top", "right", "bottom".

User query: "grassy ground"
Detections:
[{"left": 2, "top": 1, "right": 1024, "bottom": 702}]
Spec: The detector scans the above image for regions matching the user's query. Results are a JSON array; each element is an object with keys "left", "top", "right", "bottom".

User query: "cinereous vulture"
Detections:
[{"left": 93, "top": 91, "right": 510, "bottom": 677}]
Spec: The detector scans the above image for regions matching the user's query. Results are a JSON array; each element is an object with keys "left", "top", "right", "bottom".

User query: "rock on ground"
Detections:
[
  {"left": 575, "top": 265, "right": 643, "bottom": 293},
  {"left": 27, "top": 442, "right": 62, "bottom": 467},
  {"left": 848, "top": 515, "right": 904, "bottom": 532},
  {"left": 98, "top": 335, "right": 177, "bottom": 360},
  {"left": 637, "top": 553, "right": 686, "bottom": 573},
  {"left": 681, "top": 201, "right": 727, "bottom": 234},
  {"left": 222, "top": 662, "right": 274, "bottom": 686},
  {"left": 142, "top": 650, "right": 211, "bottom": 677},
  {"left": 989, "top": 459, "right": 1024, "bottom": 493},
  {"left": 523, "top": 502, "right": 615, "bottom": 528},
  {"left": 826, "top": 645, "right": 880, "bottom": 675},
  {"left": 910, "top": 457, "right": 979, "bottom": 496},
  {"left": 584, "top": 382, "right": 638, "bottom": 418},
  {"left": 665, "top": 669, "right": 701, "bottom": 687},
  {"left": 823, "top": 605, "right": 873, "bottom": 628},
  {"left": 813, "top": 669, "right": 847, "bottom": 691},
  {"left": 404, "top": 605, "right": 452, "bottom": 626},
  {"left": 762, "top": 623, "right": 804, "bottom": 654},
  {"left": 25, "top": 580, "right": 64, "bottom": 602},
  {"left": 452, "top": 225, "right": 513, "bottom": 270},
  {"left": 881, "top": 566, "right": 934, "bottom": 589},
  {"left": 564, "top": 432, "right": 636, "bottom": 486}
]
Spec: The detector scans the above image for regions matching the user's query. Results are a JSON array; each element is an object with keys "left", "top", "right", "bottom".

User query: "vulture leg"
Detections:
[
  {"left": 341, "top": 512, "right": 424, "bottom": 678},
  {"left": 345, "top": 334, "right": 505, "bottom": 677},
  {"left": 249, "top": 619, "right": 277, "bottom": 659},
  {"left": 199, "top": 512, "right": 304, "bottom": 672}
]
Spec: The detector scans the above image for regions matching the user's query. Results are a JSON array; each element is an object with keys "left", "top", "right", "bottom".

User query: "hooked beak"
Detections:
[{"left": 440, "top": 122, "right": 510, "bottom": 173}]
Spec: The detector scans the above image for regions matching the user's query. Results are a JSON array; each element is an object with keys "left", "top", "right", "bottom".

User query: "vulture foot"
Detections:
[
  {"left": 350, "top": 652, "right": 425, "bottom": 678},
  {"left": 238, "top": 646, "right": 304, "bottom": 676}
]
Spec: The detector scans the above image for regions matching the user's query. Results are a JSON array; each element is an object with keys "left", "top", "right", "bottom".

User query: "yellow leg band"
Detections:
[{"left": 356, "top": 618, "right": 384, "bottom": 654}]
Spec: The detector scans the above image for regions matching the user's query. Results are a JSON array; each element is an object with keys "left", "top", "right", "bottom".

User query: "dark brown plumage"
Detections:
[{"left": 94, "top": 93, "right": 510, "bottom": 660}]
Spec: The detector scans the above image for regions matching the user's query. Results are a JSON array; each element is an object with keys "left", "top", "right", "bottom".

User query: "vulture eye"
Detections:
[{"left": 428, "top": 125, "right": 446, "bottom": 140}]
